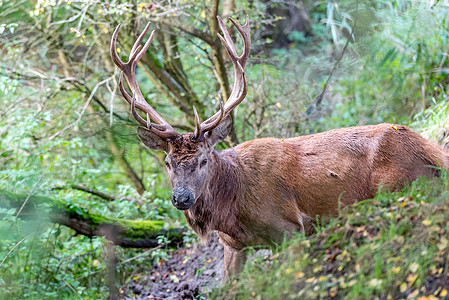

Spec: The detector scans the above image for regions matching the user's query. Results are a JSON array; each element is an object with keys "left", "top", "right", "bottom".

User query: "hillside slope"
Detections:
[{"left": 212, "top": 173, "right": 449, "bottom": 299}]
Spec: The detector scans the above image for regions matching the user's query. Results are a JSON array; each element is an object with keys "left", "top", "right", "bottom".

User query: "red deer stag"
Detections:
[{"left": 110, "top": 17, "right": 449, "bottom": 279}]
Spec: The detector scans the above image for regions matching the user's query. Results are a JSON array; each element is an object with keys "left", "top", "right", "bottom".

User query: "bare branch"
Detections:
[{"left": 48, "top": 76, "right": 113, "bottom": 140}]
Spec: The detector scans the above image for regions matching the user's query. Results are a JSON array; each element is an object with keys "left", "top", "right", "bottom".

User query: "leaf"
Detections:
[
  {"left": 170, "top": 274, "right": 179, "bottom": 283},
  {"left": 406, "top": 273, "right": 418, "bottom": 286},
  {"left": 409, "top": 262, "right": 419, "bottom": 273},
  {"left": 368, "top": 278, "right": 382, "bottom": 288},
  {"left": 400, "top": 282, "right": 407, "bottom": 293},
  {"left": 437, "top": 237, "right": 448, "bottom": 251},
  {"left": 318, "top": 276, "right": 327, "bottom": 282},
  {"left": 422, "top": 219, "right": 432, "bottom": 226}
]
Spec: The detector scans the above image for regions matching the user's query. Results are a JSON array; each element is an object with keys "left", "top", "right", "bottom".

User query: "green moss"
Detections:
[{"left": 0, "top": 189, "right": 183, "bottom": 242}]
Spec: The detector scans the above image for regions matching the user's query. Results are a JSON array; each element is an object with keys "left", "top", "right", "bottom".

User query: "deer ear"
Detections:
[
  {"left": 205, "top": 115, "right": 232, "bottom": 146},
  {"left": 137, "top": 127, "right": 169, "bottom": 152}
]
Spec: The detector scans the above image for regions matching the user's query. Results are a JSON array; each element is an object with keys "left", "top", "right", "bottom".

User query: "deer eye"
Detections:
[{"left": 200, "top": 159, "right": 208, "bottom": 167}]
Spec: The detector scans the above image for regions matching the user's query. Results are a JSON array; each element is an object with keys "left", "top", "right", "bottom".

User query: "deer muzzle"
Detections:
[{"left": 171, "top": 187, "right": 195, "bottom": 210}]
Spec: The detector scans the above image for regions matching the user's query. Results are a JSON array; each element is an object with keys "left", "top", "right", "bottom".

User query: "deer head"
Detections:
[{"left": 110, "top": 17, "right": 250, "bottom": 210}]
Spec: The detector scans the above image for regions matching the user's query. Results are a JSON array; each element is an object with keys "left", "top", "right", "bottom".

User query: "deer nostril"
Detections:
[{"left": 172, "top": 194, "right": 177, "bottom": 204}]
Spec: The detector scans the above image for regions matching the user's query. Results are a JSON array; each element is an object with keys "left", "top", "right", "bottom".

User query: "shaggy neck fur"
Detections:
[{"left": 184, "top": 149, "right": 243, "bottom": 242}]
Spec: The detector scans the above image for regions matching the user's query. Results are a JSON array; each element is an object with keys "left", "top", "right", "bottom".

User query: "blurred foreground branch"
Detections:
[{"left": 0, "top": 189, "right": 185, "bottom": 248}]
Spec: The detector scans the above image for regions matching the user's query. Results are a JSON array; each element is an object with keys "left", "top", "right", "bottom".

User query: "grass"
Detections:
[{"left": 211, "top": 172, "right": 449, "bottom": 299}]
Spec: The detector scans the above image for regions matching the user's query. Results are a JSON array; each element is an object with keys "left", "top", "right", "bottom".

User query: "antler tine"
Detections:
[
  {"left": 229, "top": 15, "right": 251, "bottom": 68},
  {"left": 118, "top": 72, "right": 132, "bottom": 102},
  {"left": 130, "top": 92, "right": 178, "bottom": 139},
  {"left": 217, "top": 16, "right": 237, "bottom": 56},
  {"left": 192, "top": 106, "right": 202, "bottom": 139},
  {"left": 221, "top": 62, "right": 247, "bottom": 114},
  {"left": 130, "top": 92, "right": 149, "bottom": 127},
  {"left": 110, "top": 24, "right": 125, "bottom": 69},
  {"left": 131, "top": 22, "right": 152, "bottom": 56},
  {"left": 111, "top": 22, "right": 179, "bottom": 140},
  {"left": 193, "top": 16, "right": 250, "bottom": 140},
  {"left": 193, "top": 97, "right": 225, "bottom": 139}
]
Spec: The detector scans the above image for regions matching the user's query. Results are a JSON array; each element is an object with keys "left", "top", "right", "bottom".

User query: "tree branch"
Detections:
[
  {"left": 51, "top": 184, "right": 125, "bottom": 202},
  {"left": 151, "top": 17, "right": 214, "bottom": 45}
]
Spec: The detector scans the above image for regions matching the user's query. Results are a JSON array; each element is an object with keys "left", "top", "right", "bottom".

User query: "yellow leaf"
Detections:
[
  {"left": 319, "top": 276, "right": 327, "bottom": 282},
  {"left": 418, "top": 296, "right": 438, "bottom": 300},
  {"left": 295, "top": 271, "right": 305, "bottom": 278},
  {"left": 392, "top": 266, "right": 401, "bottom": 274},
  {"left": 305, "top": 277, "right": 315, "bottom": 283},
  {"left": 441, "top": 289, "right": 448, "bottom": 297},
  {"left": 422, "top": 219, "right": 432, "bottom": 226},
  {"left": 400, "top": 282, "right": 407, "bottom": 293},
  {"left": 407, "top": 273, "right": 418, "bottom": 285},
  {"left": 285, "top": 267, "right": 293, "bottom": 274},
  {"left": 276, "top": 102, "right": 282, "bottom": 108},
  {"left": 313, "top": 266, "right": 322, "bottom": 273}
]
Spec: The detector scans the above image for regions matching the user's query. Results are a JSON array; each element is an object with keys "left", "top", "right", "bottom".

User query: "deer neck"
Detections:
[{"left": 184, "top": 149, "right": 243, "bottom": 243}]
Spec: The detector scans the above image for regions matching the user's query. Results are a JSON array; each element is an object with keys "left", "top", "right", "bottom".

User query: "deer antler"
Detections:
[
  {"left": 110, "top": 22, "right": 180, "bottom": 140},
  {"left": 192, "top": 16, "right": 251, "bottom": 140}
]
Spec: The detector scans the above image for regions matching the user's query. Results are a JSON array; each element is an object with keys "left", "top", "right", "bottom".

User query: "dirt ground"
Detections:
[{"left": 121, "top": 234, "right": 224, "bottom": 299}]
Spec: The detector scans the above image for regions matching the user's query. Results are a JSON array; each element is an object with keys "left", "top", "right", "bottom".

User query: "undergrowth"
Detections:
[{"left": 212, "top": 172, "right": 449, "bottom": 299}]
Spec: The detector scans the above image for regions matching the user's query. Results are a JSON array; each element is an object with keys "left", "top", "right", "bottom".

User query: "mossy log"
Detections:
[{"left": 0, "top": 189, "right": 185, "bottom": 248}]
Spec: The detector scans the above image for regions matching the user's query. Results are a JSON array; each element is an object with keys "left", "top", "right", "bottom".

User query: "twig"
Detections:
[
  {"left": 0, "top": 232, "right": 35, "bottom": 269},
  {"left": 118, "top": 245, "right": 163, "bottom": 265},
  {"left": 52, "top": 184, "right": 136, "bottom": 202},
  {"left": 431, "top": 0, "right": 441, "bottom": 9},
  {"left": 60, "top": 277, "right": 82, "bottom": 299},
  {"left": 313, "top": 36, "right": 351, "bottom": 109},
  {"left": 106, "top": 72, "right": 118, "bottom": 126},
  {"left": 49, "top": 77, "right": 113, "bottom": 140},
  {"left": 15, "top": 172, "right": 45, "bottom": 218},
  {"left": 50, "top": 7, "right": 84, "bottom": 26}
]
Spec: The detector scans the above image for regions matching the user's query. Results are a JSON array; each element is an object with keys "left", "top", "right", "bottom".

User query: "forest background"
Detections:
[{"left": 1, "top": 0, "right": 449, "bottom": 299}]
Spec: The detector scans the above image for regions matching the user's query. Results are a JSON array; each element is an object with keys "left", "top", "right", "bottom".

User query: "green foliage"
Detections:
[
  {"left": 321, "top": 2, "right": 449, "bottom": 129},
  {"left": 212, "top": 172, "right": 449, "bottom": 299},
  {"left": 1, "top": 0, "right": 449, "bottom": 298}
]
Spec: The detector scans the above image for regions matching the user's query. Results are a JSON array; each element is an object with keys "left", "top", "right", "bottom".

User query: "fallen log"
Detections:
[{"left": 0, "top": 189, "right": 185, "bottom": 248}]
